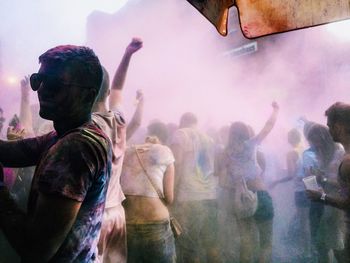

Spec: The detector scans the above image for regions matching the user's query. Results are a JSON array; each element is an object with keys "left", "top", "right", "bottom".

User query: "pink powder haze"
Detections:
[
  {"left": 1, "top": 0, "right": 350, "bottom": 260},
  {"left": 0, "top": 0, "right": 349, "bottom": 149}
]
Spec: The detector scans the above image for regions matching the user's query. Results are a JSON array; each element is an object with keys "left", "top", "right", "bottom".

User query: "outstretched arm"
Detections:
[
  {"left": 269, "top": 150, "right": 298, "bottom": 189},
  {"left": 109, "top": 38, "right": 143, "bottom": 110},
  {"left": 254, "top": 102, "right": 279, "bottom": 144},
  {"left": 126, "top": 90, "right": 144, "bottom": 141}
]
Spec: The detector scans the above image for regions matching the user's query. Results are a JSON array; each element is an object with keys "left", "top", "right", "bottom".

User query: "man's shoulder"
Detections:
[
  {"left": 92, "top": 110, "right": 126, "bottom": 127},
  {"left": 59, "top": 123, "right": 110, "bottom": 152}
]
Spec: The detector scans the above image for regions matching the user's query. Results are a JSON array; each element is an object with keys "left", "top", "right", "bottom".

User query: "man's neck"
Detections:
[
  {"left": 341, "top": 136, "right": 350, "bottom": 154},
  {"left": 53, "top": 115, "right": 91, "bottom": 136}
]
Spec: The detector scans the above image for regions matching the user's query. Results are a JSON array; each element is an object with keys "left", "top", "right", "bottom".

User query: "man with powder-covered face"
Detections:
[{"left": 0, "top": 45, "right": 112, "bottom": 262}]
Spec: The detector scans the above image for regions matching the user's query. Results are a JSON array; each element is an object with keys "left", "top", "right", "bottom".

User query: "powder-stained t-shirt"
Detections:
[
  {"left": 171, "top": 128, "right": 216, "bottom": 202},
  {"left": 92, "top": 110, "right": 126, "bottom": 209},
  {"left": 25, "top": 122, "right": 112, "bottom": 263}
]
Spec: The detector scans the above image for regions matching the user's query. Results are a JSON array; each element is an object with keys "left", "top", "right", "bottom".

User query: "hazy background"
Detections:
[{"left": 1, "top": 1, "right": 350, "bottom": 262}]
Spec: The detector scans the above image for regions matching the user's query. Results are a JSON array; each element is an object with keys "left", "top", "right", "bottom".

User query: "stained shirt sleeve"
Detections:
[{"left": 37, "top": 132, "right": 106, "bottom": 202}]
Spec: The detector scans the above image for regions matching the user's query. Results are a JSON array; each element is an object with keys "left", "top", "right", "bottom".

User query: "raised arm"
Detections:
[
  {"left": 254, "top": 102, "right": 279, "bottom": 144},
  {"left": 126, "top": 90, "right": 144, "bottom": 141},
  {"left": 109, "top": 38, "right": 143, "bottom": 109}
]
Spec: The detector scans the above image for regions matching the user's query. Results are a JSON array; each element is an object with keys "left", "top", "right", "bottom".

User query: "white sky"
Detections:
[{"left": 0, "top": 0, "right": 128, "bottom": 79}]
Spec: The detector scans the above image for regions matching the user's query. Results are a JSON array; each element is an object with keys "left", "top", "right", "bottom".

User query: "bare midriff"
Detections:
[{"left": 123, "top": 195, "right": 170, "bottom": 224}]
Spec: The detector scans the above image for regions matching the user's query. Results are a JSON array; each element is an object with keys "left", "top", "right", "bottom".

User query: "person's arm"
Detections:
[
  {"left": 270, "top": 150, "right": 298, "bottom": 188},
  {"left": 0, "top": 134, "right": 105, "bottom": 261},
  {"left": 109, "top": 38, "right": 143, "bottom": 109},
  {"left": 257, "top": 150, "right": 266, "bottom": 174},
  {"left": 163, "top": 163, "right": 175, "bottom": 205},
  {"left": 253, "top": 102, "right": 279, "bottom": 144},
  {"left": 19, "top": 76, "right": 34, "bottom": 136},
  {"left": 0, "top": 187, "right": 81, "bottom": 261},
  {"left": 126, "top": 90, "right": 144, "bottom": 141},
  {"left": 0, "top": 133, "right": 51, "bottom": 167},
  {"left": 307, "top": 158, "right": 350, "bottom": 210}
]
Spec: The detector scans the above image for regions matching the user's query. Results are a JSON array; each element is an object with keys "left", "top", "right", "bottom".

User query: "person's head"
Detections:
[
  {"left": 226, "top": 121, "right": 250, "bottom": 149},
  {"left": 325, "top": 102, "right": 350, "bottom": 143},
  {"left": 179, "top": 112, "right": 197, "bottom": 128},
  {"left": 146, "top": 121, "right": 169, "bottom": 144},
  {"left": 94, "top": 66, "right": 110, "bottom": 104},
  {"left": 306, "top": 124, "right": 335, "bottom": 167},
  {"left": 288, "top": 128, "right": 301, "bottom": 147},
  {"left": 303, "top": 121, "right": 317, "bottom": 139},
  {"left": 247, "top": 125, "right": 255, "bottom": 138},
  {"left": 30, "top": 45, "right": 103, "bottom": 122}
]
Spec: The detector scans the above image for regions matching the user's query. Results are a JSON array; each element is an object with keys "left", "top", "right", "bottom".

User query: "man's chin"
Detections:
[{"left": 39, "top": 110, "right": 54, "bottom": 121}]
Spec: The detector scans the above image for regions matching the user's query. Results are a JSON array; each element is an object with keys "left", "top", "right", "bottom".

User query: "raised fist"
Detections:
[{"left": 126, "top": 38, "right": 143, "bottom": 54}]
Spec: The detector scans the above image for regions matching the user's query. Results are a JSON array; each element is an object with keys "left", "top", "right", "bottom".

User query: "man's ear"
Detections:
[{"left": 333, "top": 123, "right": 343, "bottom": 135}]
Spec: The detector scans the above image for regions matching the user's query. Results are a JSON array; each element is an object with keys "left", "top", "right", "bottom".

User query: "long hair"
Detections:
[
  {"left": 225, "top": 121, "right": 250, "bottom": 155},
  {"left": 306, "top": 124, "right": 335, "bottom": 168}
]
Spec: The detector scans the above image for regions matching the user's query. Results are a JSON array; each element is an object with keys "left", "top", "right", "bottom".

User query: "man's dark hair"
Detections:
[
  {"left": 179, "top": 112, "right": 198, "bottom": 128},
  {"left": 39, "top": 45, "right": 103, "bottom": 100},
  {"left": 95, "top": 66, "right": 110, "bottom": 103},
  {"left": 325, "top": 102, "right": 350, "bottom": 132}
]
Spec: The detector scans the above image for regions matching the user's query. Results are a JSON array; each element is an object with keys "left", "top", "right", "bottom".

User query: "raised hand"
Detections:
[
  {"left": 136, "top": 89, "right": 144, "bottom": 103},
  {"left": 7, "top": 126, "right": 26, "bottom": 141},
  {"left": 272, "top": 101, "right": 279, "bottom": 111},
  {"left": 126, "top": 38, "right": 143, "bottom": 55},
  {"left": 20, "top": 75, "right": 31, "bottom": 98}
]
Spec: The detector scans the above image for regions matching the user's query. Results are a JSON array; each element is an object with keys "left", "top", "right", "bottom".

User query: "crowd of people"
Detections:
[{"left": 0, "top": 38, "right": 349, "bottom": 263}]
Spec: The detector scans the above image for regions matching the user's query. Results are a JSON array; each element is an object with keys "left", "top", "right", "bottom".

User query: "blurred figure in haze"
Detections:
[
  {"left": 0, "top": 107, "right": 5, "bottom": 139},
  {"left": 92, "top": 37, "right": 143, "bottom": 263},
  {"left": 304, "top": 124, "right": 345, "bottom": 263},
  {"left": 170, "top": 112, "right": 220, "bottom": 263},
  {"left": 269, "top": 128, "right": 310, "bottom": 258},
  {"left": 307, "top": 102, "right": 350, "bottom": 262},
  {"left": 0, "top": 44, "right": 111, "bottom": 262},
  {"left": 121, "top": 121, "right": 176, "bottom": 263},
  {"left": 216, "top": 102, "right": 279, "bottom": 263}
]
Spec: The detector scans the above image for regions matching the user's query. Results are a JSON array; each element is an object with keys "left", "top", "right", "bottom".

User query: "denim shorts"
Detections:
[
  {"left": 126, "top": 220, "right": 176, "bottom": 263},
  {"left": 254, "top": 191, "right": 274, "bottom": 222}
]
